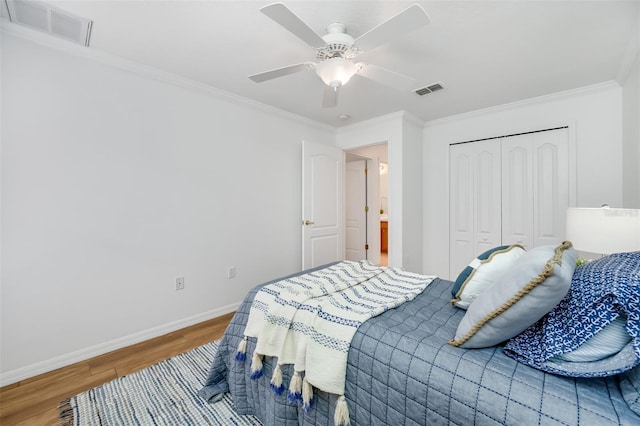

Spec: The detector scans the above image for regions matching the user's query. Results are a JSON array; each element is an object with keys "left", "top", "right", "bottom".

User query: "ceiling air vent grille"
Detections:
[
  {"left": 5, "top": 0, "right": 93, "bottom": 46},
  {"left": 414, "top": 82, "right": 444, "bottom": 96}
]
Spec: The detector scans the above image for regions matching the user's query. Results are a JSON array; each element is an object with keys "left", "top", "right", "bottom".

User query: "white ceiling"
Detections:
[{"left": 4, "top": 1, "right": 639, "bottom": 127}]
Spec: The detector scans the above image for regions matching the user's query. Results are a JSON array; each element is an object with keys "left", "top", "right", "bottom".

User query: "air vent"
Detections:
[
  {"left": 5, "top": 0, "right": 93, "bottom": 46},
  {"left": 414, "top": 82, "right": 444, "bottom": 96}
]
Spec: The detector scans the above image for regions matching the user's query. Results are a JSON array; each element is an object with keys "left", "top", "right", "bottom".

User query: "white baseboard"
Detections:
[{"left": 0, "top": 303, "right": 240, "bottom": 387}]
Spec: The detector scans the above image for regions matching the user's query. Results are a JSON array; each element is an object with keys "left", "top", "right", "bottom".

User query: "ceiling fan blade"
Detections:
[
  {"left": 357, "top": 63, "right": 416, "bottom": 91},
  {"left": 322, "top": 85, "right": 338, "bottom": 108},
  {"left": 249, "top": 62, "right": 315, "bottom": 83},
  {"left": 354, "top": 4, "right": 430, "bottom": 52},
  {"left": 260, "top": 2, "right": 326, "bottom": 49}
]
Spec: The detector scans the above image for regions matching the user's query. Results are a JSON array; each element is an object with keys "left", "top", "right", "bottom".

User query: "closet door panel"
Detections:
[
  {"left": 474, "top": 141, "right": 502, "bottom": 254},
  {"left": 533, "top": 129, "right": 569, "bottom": 246},
  {"left": 502, "top": 135, "right": 534, "bottom": 249},
  {"left": 449, "top": 146, "right": 475, "bottom": 278}
]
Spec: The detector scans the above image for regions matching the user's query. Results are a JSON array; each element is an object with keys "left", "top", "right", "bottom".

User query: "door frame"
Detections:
[{"left": 344, "top": 145, "right": 385, "bottom": 266}]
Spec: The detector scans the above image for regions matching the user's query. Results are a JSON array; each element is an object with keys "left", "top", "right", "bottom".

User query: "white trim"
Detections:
[
  {"left": 336, "top": 110, "right": 405, "bottom": 134},
  {"left": 336, "top": 110, "right": 420, "bottom": 136},
  {"left": 0, "top": 19, "right": 334, "bottom": 134},
  {"left": 0, "top": 302, "right": 240, "bottom": 387},
  {"left": 424, "top": 81, "right": 621, "bottom": 128},
  {"left": 400, "top": 110, "right": 424, "bottom": 128}
]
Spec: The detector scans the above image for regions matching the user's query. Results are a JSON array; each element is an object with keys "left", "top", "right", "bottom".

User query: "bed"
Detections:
[{"left": 199, "top": 246, "right": 640, "bottom": 425}]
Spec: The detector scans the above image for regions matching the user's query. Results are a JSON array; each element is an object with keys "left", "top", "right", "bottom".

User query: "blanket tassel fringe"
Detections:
[
  {"left": 334, "top": 396, "right": 350, "bottom": 426},
  {"left": 58, "top": 397, "right": 74, "bottom": 426},
  {"left": 287, "top": 371, "right": 302, "bottom": 403},
  {"left": 250, "top": 351, "right": 263, "bottom": 380},
  {"left": 270, "top": 364, "right": 285, "bottom": 395},
  {"left": 302, "top": 376, "right": 314, "bottom": 413},
  {"left": 235, "top": 336, "right": 248, "bottom": 362}
]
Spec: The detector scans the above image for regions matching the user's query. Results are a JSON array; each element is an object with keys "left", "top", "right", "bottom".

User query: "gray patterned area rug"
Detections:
[{"left": 59, "top": 340, "right": 261, "bottom": 425}]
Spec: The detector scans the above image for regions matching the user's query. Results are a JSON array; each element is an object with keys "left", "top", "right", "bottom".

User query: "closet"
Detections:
[{"left": 449, "top": 127, "right": 569, "bottom": 278}]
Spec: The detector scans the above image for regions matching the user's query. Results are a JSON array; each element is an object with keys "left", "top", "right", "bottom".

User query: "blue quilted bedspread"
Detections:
[{"left": 199, "top": 266, "right": 640, "bottom": 425}]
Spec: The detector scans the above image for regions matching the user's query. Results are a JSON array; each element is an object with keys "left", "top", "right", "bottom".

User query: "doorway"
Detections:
[{"left": 345, "top": 143, "right": 389, "bottom": 266}]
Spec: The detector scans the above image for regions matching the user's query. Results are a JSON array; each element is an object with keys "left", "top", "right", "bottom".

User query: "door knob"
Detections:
[{"left": 303, "top": 220, "right": 315, "bottom": 225}]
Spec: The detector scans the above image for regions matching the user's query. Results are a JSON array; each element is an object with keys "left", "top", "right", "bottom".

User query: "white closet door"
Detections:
[
  {"left": 502, "top": 134, "right": 534, "bottom": 248},
  {"left": 532, "top": 128, "right": 569, "bottom": 246},
  {"left": 449, "top": 145, "right": 475, "bottom": 278},
  {"left": 473, "top": 140, "right": 502, "bottom": 255},
  {"left": 501, "top": 128, "right": 569, "bottom": 249},
  {"left": 449, "top": 140, "right": 501, "bottom": 278}
]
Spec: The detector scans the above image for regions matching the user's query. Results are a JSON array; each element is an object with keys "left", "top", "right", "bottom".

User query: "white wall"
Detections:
[
  {"left": 337, "top": 111, "right": 425, "bottom": 272},
  {"left": 622, "top": 50, "right": 640, "bottom": 208},
  {"left": 337, "top": 112, "right": 424, "bottom": 273},
  {"left": 337, "top": 114, "right": 403, "bottom": 267},
  {"left": 1, "top": 30, "right": 335, "bottom": 384},
  {"left": 423, "top": 82, "right": 624, "bottom": 279},
  {"left": 400, "top": 114, "right": 423, "bottom": 273}
]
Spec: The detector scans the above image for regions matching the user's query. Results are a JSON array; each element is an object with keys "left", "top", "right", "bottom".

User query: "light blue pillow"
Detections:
[
  {"left": 450, "top": 241, "right": 576, "bottom": 349},
  {"left": 451, "top": 244, "right": 526, "bottom": 309},
  {"left": 553, "top": 315, "right": 631, "bottom": 362}
]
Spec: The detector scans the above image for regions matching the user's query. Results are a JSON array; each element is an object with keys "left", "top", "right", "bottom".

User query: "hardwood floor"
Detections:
[{"left": 0, "top": 312, "right": 234, "bottom": 425}]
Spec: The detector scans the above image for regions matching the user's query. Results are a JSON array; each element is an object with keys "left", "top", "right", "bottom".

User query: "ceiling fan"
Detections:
[{"left": 249, "top": 3, "right": 430, "bottom": 108}]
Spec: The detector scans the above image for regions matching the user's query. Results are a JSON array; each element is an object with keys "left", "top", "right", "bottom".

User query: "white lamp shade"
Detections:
[
  {"left": 566, "top": 207, "right": 640, "bottom": 254},
  {"left": 315, "top": 58, "right": 358, "bottom": 87}
]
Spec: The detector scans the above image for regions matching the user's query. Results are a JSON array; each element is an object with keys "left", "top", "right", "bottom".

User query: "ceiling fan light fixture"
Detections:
[{"left": 315, "top": 57, "right": 358, "bottom": 87}]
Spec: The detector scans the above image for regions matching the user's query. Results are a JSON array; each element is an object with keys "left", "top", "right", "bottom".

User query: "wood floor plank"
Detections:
[
  {"left": 11, "top": 406, "right": 60, "bottom": 426},
  {"left": 0, "top": 313, "right": 232, "bottom": 425}
]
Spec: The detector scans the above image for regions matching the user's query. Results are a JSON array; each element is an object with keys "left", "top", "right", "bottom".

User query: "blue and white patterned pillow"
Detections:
[
  {"left": 450, "top": 244, "right": 526, "bottom": 309},
  {"left": 504, "top": 251, "right": 640, "bottom": 377}
]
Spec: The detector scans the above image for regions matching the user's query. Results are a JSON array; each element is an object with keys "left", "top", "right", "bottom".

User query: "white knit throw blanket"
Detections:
[{"left": 236, "top": 260, "right": 435, "bottom": 426}]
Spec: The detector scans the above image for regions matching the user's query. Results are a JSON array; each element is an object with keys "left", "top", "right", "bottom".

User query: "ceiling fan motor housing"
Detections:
[{"left": 317, "top": 22, "right": 359, "bottom": 61}]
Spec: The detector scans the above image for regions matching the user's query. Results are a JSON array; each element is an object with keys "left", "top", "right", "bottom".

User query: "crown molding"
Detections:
[
  {"left": 1, "top": 20, "right": 335, "bottom": 135},
  {"left": 400, "top": 110, "right": 424, "bottom": 127},
  {"left": 424, "top": 80, "right": 621, "bottom": 128},
  {"left": 336, "top": 110, "right": 409, "bottom": 134}
]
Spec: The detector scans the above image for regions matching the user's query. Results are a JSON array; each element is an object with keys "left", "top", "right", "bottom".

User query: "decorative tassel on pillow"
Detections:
[
  {"left": 334, "top": 395, "right": 350, "bottom": 426},
  {"left": 301, "top": 376, "right": 314, "bottom": 413},
  {"left": 287, "top": 371, "right": 302, "bottom": 404},
  {"left": 270, "top": 364, "right": 285, "bottom": 395},
  {"left": 250, "top": 351, "right": 264, "bottom": 380},
  {"left": 235, "top": 336, "right": 248, "bottom": 362}
]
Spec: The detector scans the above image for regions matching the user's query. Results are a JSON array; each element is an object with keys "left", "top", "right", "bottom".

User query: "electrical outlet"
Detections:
[
  {"left": 176, "top": 277, "right": 185, "bottom": 290},
  {"left": 227, "top": 267, "right": 236, "bottom": 279}
]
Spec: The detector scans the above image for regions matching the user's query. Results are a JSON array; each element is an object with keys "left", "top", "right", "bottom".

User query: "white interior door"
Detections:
[
  {"left": 345, "top": 160, "right": 367, "bottom": 261},
  {"left": 302, "top": 140, "right": 344, "bottom": 270}
]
